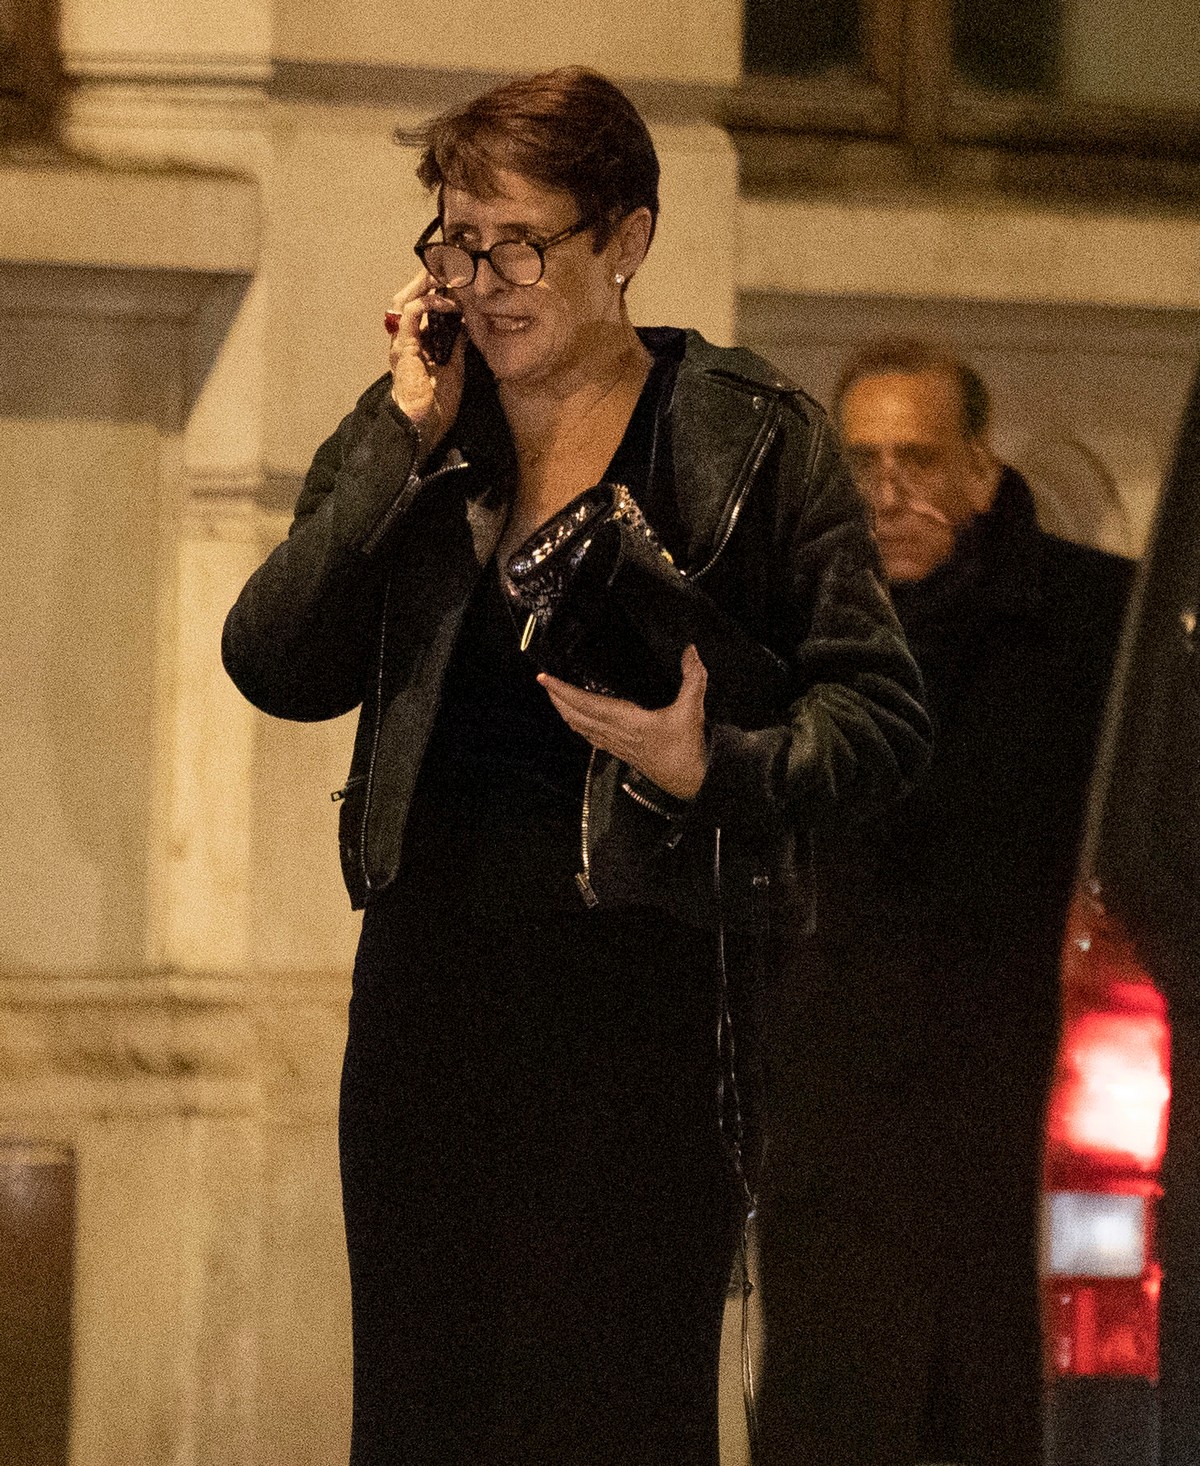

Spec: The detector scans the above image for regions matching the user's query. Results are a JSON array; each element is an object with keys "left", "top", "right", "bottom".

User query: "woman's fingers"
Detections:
[
  {"left": 387, "top": 293, "right": 437, "bottom": 356},
  {"left": 539, "top": 678, "right": 638, "bottom": 752},
  {"left": 387, "top": 271, "right": 458, "bottom": 347},
  {"left": 538, "top": 674, "right": 627, "bottom": 721},
  {"left": 388, "top": 268, "right": 438, "bottom": 314},
  {"left": 538, "top": 648, "right": 707, "bottom": 741},
  {"left": 386, "top": 274, "right": 465, "bottom": 451},
  {"left": 679, "top": 644, "right": 708, "bottom": 707},
  {"left": 538, "top": 646, "right": 709, "bottom": 801}
]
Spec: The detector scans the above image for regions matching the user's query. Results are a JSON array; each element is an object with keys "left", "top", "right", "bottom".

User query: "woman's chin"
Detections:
[{"left": 471, "top": 318, "right": 562, "bottom": 384}]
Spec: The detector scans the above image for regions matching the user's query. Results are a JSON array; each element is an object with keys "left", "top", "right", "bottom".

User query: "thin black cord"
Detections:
[
  {"left": 740, "top": 1225, "right": 759, "bottom": 1457},
  {"left": 713, "top": 827, "right": 761, "bottom": 1463}
]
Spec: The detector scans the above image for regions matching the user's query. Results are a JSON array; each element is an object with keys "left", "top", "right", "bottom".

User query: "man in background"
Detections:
[{"left": 758, "top": 337, "right": 1133, "bottom": 1464}]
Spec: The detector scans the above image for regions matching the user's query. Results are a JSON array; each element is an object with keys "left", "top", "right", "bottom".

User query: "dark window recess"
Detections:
[
  {"left": 0, "top": 22, "right": 21, "bottom": 100},
  {"left": 953, "top": 0, "right": 1063, "bottom": 94},
  {"left": 0, "top": 0, "right": 60, "bottom": 140},
  {"left": 731, "top": 0, "right": 1200, "bottom": 190},
  {"left": 744, "top": 0, "right": 863, "bottom": 78},
  {"left": 0, "top": 1143, "right": 76, "bottom": 1466}
]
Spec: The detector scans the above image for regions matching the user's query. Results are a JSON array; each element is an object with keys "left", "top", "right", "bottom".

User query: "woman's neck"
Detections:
[
  {"left": 493, "top": 320, "right": 653, "bottom": 564},
  {"left": 501, "top": 321, "right": 648, "bottom": 438}
]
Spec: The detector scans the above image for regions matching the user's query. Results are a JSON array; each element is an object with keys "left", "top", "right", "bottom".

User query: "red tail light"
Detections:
[{"left": 1042, "top": 883, "right": 1171, "bottom": 1381}]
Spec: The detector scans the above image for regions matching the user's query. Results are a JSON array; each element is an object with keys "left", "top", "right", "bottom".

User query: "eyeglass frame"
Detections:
[
  {"left": 841, "top": 441, "right": 948, "bottom": 495},
  {"left": 842, "top": 443, "right": 958, "bottom": 532},
  {"left": 413, "top": 215, "right": 595, "bottom": 288}
]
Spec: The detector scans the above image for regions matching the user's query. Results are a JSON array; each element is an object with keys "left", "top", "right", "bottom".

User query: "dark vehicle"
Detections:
[{"left": 1042, "top": 361, "right": 1200, "bottom": 1466}]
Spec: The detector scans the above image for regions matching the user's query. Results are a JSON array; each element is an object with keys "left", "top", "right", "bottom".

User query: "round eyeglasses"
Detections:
[
  {"left": 413, "top": 216, "right": 593, "bottom": 289},
  {"left": 842, "top": 443, "right": 945, "bottom": 498}
]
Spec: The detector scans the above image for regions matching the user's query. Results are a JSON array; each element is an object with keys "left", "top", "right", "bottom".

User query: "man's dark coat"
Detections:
[{"left": 759, "top": 468, "right": 1134, "bottom": 1465}]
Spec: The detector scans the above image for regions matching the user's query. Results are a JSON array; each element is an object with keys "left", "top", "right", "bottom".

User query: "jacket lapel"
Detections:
[{"left": 658, "top": 332, "right": 784, "bottom": 573}]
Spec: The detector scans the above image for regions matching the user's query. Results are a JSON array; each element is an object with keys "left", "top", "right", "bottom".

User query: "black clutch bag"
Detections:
[{"left": 503, "top": 484, "right": 788, "bottom": 729}]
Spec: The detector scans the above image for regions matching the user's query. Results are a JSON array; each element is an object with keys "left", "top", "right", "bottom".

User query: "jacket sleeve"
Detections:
[
  {"left": 691, "top": 400, "right": 931, "bottom": 838},
  {"left": 221, "top": 376, "right": 424, "bottom": 722}
]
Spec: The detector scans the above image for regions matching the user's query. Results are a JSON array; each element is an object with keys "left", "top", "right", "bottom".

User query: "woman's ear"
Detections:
[{"left": 613, "top": 206, "right": 653, "bottom": 284}]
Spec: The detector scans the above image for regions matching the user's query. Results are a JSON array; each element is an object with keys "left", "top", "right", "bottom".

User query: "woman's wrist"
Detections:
[
  {"left": 649, "top": 729, "right": 709, "bottom": 803},
  {"left": 414, "top": 397, "right": 444, "bottom": 465},
  {"left": 390, "top": 388, "right": 444, "bottom": 466}
]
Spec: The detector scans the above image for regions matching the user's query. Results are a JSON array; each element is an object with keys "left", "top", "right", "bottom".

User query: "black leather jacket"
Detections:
[{"left": 222, "top": 328, "right": 930, "bottom": 929}]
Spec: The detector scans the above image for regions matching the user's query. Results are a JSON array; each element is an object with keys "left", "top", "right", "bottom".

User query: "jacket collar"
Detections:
[
  {"left": 891, "top": 466, "right": 1046, "bottom": 634},
  {"left": 442, "top": 326, "right": 796, "bottom": 571},
  {"left": 646, "top": 327, "right": 798, "bottom": 570}
]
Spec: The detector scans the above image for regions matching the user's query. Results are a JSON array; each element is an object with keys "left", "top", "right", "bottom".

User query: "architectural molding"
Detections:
[
  {"left": 270, "top": 59, "right": 728, "bottom": 128},
  {"left": 259, "top": 469, "right": 307, "bottom": 514},
  {"left": 0, "top": 975, "right": 258, "bottom": 1118},
  {"left": 62, "top": 52, "right": 274, "bottom": 87},
  {"left": 180, "top": 469, "right": 317, "bottom": 529},
  {"left": 252, "top": 975, "right": 350, "bottom": 1123},
  {"left": 0, "top": 971, "right": 347, "bottom": 1122},
  {"left": 737, "top": 289, "right": 1200, "bottom": 361},
  {"left": 64, "top": 78, "right": 272, "bottom": 139},
  {"left": 60, "top": 64, "right": 272, "bottom": 177},
  {"left": 185, "top": 466, "right": 270, "bottom": 502},
  {"left": 0, "top": 161, "right": 260, "bottom": 276},
  {"left": 739, "top": 195, "right": 1200, "bottom": 311},
  {"left": 0, "top": 260, "right": 242, "bottom": 324},
  {"left": 175, "top": 495, "right": 287, "bottom": 569}
]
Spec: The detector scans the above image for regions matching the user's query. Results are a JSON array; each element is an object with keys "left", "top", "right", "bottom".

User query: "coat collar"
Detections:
[{"left": 891, "top": 466, "right": 1047, "bottom": 635}]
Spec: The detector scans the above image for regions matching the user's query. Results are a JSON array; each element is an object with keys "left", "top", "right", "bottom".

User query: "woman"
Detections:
[{"left": 223, "top": 67, "right": 929, "bottom": 1466}]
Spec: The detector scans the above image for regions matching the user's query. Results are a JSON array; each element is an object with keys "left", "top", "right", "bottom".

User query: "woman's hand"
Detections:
[
  {"left": 386, "top": 270, "right": 465, "bottom": 461},
  {"left": 539, "top": 645, "right": 710, "bottom": 802}
]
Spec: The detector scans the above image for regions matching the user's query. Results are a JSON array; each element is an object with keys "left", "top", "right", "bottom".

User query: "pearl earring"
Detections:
[{"left": 614, "top": 273, "right": 626, "bottom": 286}]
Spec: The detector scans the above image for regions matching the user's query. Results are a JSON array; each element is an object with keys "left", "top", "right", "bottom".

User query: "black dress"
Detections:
[{"left": 339, "top": 366, "right": 741, "bottom": 1466}]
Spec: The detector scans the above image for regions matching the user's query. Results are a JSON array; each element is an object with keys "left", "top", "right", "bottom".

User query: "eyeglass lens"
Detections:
[
  {"left": 421, "top": 241, "right": 545, "bottom": 289},
  {"left": 844, "top": 444, "right": 941, "bottom": 495}
]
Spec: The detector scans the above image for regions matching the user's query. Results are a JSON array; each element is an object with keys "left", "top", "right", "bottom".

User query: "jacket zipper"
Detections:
[
  {"left": 330, "top": 775, "right": 364, "bottom": 803},
  {"left": 689, "top": 401, "right": 779, "bottom": 583},
  {"left": 356, "top": 453, "right": 473, "bottom": 893},
  {"left": 359, "top": 570, "right": 394, "bottom": 894},
  {"left": 575, "top": 748, "right": 600, "bottom": 907},
  {"left": 619, "top": 778, "right": 674, "bottom": 819},
  {"left": 359, "top": 456, "right": 468, "bottom": 558}
]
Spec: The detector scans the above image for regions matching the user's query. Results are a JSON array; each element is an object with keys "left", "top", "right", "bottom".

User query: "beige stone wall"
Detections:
[
  {"left": 274, "top": 0, "right": 742, "bottom": 81},
  {"left": 0, "top": 314, "right": 171, "bottom": 972},
  {"left": 3, "top": 7, "right": 1200, "bottom": 1465},
  {"left": 0, "top": 971, "right": 349, "bottom": 1466}
]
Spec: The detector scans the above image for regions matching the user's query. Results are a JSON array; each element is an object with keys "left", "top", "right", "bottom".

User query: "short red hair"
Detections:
[{"left": 416, "top": 67, "right": 660, "bottom": 250}]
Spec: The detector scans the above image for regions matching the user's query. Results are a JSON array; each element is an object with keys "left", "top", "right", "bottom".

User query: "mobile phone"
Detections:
[{"left": 420, "top": 301, "right": 463, "bottom": 366}]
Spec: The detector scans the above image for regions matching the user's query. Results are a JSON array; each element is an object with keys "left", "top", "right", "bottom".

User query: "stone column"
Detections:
[{"left": 57, "top": 0, "right": 274, "bottom": 977}]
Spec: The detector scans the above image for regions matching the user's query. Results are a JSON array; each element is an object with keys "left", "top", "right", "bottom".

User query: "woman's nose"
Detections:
[{"left": 470, "top": 256, "right": 505, "bottom": 295}]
